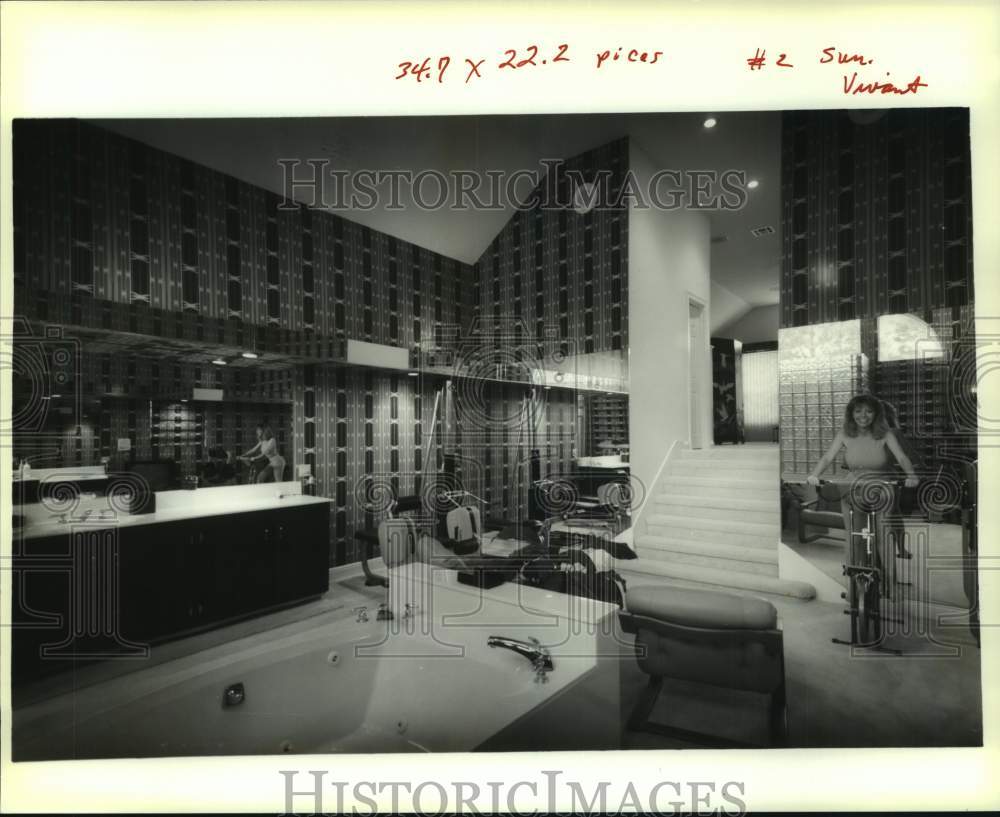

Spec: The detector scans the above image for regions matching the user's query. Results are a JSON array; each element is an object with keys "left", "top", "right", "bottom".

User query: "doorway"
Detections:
[{"left": 688, "top": 298, "right": 708, "bottom": 449}]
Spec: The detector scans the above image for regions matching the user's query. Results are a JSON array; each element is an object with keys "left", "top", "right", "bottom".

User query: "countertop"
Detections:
[
  {"left": 12, "top": 466, "right": 109, "bottom": 484},
  {"left": 16, "top": 482, "right": 331, "bottom": 541},
  {"left": 574, "top": 456, "right": 629, "bottom": 468}
]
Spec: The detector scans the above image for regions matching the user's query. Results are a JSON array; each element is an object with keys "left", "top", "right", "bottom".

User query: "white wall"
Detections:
[
  {"left": 628, "top": 140, "right": 712, "bottom": 501},
  {"left": 717, "top": 304, "right": 779, "bottom": 344},
  {"left": 709, "top": 281, "right": 751, "bottom": 334}
]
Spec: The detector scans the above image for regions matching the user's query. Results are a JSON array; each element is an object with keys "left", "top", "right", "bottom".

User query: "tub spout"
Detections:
[{"left": 487, "top": 636, "right": 553, "bottom": 680}]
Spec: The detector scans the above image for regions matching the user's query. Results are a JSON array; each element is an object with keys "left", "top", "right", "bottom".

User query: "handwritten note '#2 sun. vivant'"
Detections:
[{"left": 748, "top": 46, "right": 928, "bottom": 95}]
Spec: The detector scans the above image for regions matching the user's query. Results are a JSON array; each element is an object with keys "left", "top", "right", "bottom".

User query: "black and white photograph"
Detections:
[
  {"left": 6, "top": 107, "right": 981, "bottom": 761},
  {"left": 1, "top": 2, "right": 997, "bottom": 814}
]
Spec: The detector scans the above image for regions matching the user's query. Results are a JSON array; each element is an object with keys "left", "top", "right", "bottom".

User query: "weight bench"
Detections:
[
  {"left": 619, "top": 585, "right": 787, "bottom": 748},
  {"left": 356, "top": 515, "right": 487, "bottom": 586}
]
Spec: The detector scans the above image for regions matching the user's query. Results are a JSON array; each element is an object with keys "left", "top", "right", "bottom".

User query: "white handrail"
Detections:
[{"left": 630, "top": 438, "right": 680, "bottom": 531}]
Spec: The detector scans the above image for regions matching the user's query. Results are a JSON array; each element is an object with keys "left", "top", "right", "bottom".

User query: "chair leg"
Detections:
[
  {"left": 628, "top": 676, "right": 663, "bottom": 732},
  {"left": 628, "top": 675, "right": 780, "bottom": 749},
  {"left": 769, "top": 682, "right": 788, "bottom": 747}
]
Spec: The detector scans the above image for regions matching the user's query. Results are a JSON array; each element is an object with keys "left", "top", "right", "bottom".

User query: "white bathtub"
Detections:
[{"left": 13, "top": 563, "right": 625, "bottom": 759}]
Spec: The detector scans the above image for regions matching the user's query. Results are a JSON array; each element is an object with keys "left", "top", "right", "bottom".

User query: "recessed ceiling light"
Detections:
[
  {"left": 241, "top": 351, "right": 259, "bottom": 359},
  {"left": 212, "top": 358, "right": 227, "bottom": 366},
  {"left": 407, "top": 371, "right": 419, "bottom": 377},
  {"left": 747, "top": 179, "right": 760, "bottom": 190},
  {"left": 181, "top": 399, "right": 189, "bottom": 403},
  {"left": 50, "top": 394, "right": 62, "bottom": 399},
  {"left": 703, "top": 117, "right": 717, "bottom": 129}
]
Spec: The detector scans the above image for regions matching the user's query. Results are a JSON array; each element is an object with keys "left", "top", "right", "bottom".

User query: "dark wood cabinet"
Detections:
[
  {"left": 118, "top": 521, "right": 175, "bottom": 641},
  {"left": 10, "top": 532, "right": 72, "bottom": 686},
  {"left": 274, "top": 503, "right": 331, "bottom": 602},
  {"left": 213, "top": 510, "right": 279, "bottom": 618},
  {"left": 11, "top": 502, "right": 331, "bottom": 686}
]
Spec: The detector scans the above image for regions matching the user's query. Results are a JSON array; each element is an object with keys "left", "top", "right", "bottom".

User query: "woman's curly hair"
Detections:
[{"left": 843, "top": 394, "right": 890, "bottom": 440}]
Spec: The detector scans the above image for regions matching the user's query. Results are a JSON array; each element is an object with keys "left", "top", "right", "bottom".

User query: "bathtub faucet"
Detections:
[{"left": 487, "top": 636, "right": 553, "bottom": 682}]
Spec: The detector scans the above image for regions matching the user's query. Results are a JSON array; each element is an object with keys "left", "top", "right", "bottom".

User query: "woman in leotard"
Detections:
[
  {"left": 807, "top": 395, "right": 918, "bottom": 572},
  {"left": 240, "top": 424, "right": 286, "bottom": 483}
]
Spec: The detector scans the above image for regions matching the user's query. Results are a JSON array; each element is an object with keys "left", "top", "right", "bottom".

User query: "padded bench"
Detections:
[{"left": 619, "top": 585, "right": 787, "bottom": 747}]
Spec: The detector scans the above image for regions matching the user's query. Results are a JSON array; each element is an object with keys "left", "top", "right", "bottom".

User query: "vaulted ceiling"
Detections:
[{"left": 96, "top": 111, "right": 782, "bottom": 322}]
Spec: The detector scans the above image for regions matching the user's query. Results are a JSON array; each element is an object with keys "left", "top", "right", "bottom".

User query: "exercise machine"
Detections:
[{"left": 818, "top": 477, "right": 907, "bottom": 652}]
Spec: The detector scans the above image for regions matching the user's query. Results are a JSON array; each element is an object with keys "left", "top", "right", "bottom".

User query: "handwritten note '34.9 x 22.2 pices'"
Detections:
[{"left": 395, "top": 43, "right": 664, "bottom": 85}]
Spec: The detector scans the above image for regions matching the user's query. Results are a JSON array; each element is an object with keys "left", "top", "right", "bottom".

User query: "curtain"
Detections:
[{"left": 741, "top": 350, "right": 778, "bottom": 442}]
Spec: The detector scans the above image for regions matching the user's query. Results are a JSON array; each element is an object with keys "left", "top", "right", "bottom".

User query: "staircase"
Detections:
[{"left": 625, "top": 444, "right": 815, "bottom": 599}]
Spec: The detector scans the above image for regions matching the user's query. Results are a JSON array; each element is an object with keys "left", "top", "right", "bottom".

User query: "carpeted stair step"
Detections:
[
  {"left": 667, "top": 461, "right": 777, "bottom": 478},
  {"left": 676, "top": 444, "right": 781, "bottom": 459},
  {"left": 652, "top": 495, "right": 777, "bottom": 525},
  {"left": 617, "top": 557, "right": 816, "bottom": 600},
  {"left": 659, "top": 479, "right": 778, "bottom": 502},
  {"left": 636, "top": 534, "right": 779, "bottom": 576},
  {"left": 676, "top": 446, "right": 779, "bottom": 458},
  {"left": 646, "top": 513, "right": 779, "bottom": 549},
  {"left": 661, "top": 471, "right": 779, "bottom": 488}
]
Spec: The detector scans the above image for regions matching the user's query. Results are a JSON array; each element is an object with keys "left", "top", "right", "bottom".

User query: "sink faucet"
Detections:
[{"left": 487, "top": 636, "right": 553, "bottom": 682}]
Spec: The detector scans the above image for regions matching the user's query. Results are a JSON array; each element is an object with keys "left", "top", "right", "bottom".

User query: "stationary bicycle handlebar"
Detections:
[{"left": 805, "top": 476, "right": 913, "bottom": 487}]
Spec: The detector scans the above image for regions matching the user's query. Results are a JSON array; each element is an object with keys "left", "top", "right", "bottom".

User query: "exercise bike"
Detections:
[
  {"left": 816, "top": 477, "right": 909, "bottom": 652},
  {"left": 237, "top": 454, "right": 268, "bottom": 484}
]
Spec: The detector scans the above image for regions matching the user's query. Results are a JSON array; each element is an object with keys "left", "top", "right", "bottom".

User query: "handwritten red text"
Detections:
[{"left": 746, "top": 45, "right": 927, "bottom": 96}]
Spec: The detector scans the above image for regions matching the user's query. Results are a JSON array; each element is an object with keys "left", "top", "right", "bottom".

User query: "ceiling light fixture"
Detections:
[
  {"left": 241, "top": 351, "right": 259, "bottom": 360},
  {"left": 407, "top": 371, "right": 419, "bottom": 377},
  {"left": 703, "top": 117, "right": 717, "bottom": 129},
  {"left": 747, "top": 179, "right": 760, "bottom": 190},
  {"left": 212, "top": 358, "right": 228, "bottom": 366}
]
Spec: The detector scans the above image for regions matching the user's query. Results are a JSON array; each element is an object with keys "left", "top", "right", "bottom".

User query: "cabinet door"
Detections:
[
  {"left": 149, "top": 520, "right": 208, "bottom": 634},
  {"left": 275, "top": 504, "right": 330, "bottom": 603},
  {"left": 210, "top": 510, "right": 277, "bottom": 619},
  {"left": 187, "top": 516, "right": 228, "bottom": 625},
  {"left": 118, "top": 523, "right": 172, "bottom": 642},
  {"left": 11, "top": 534, "right": 72, "bottom": 683}
]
